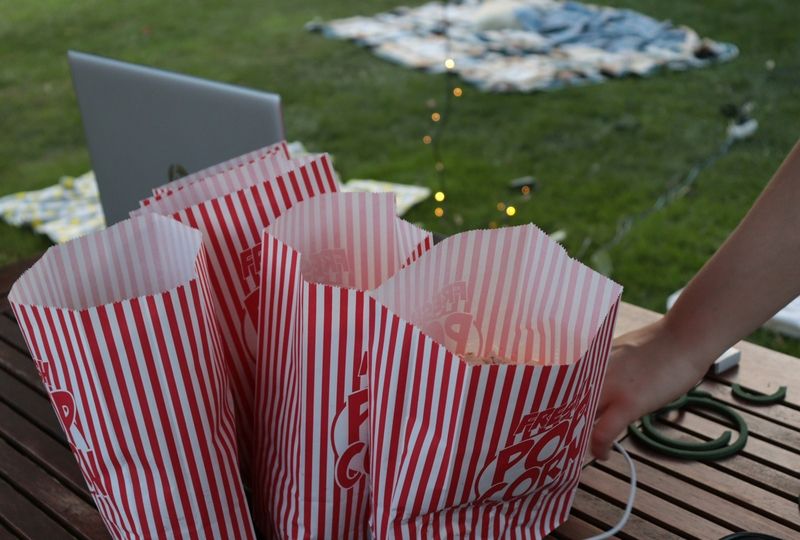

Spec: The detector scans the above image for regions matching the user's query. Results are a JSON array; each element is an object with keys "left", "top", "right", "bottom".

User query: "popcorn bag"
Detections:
[
  {"left": 8, "top": 214, "right": 256, "bottom": 539},
  {"left": 135, "top": 149, "right": 339, "bottom": 471},
  {"left": 254, "top": 192, "right": 432, "bottom": 538},
  {"left": 139, "top": 140, "right": 292, "bottom": 207},
  {"left": 366, "top": 226, "right": 622, "bottom": 538}
]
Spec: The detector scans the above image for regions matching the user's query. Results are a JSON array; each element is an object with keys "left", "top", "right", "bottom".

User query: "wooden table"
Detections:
[
  {"left": 0, "top": 260, "right": 798, "bottom": 539},
  {"left": 558, "top": 305, "right": 800, "bottom": 540}
]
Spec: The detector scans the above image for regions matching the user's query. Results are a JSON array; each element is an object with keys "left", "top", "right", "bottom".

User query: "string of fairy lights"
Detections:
[
  {"left": 422, "top": 60, "right": 522, "bottom": 225},
  {"left": 423, "top": 55, "right": 458, "bottom": 220},
  {"left": 421, "top": 1, "right": 521, "bottom": 226}
]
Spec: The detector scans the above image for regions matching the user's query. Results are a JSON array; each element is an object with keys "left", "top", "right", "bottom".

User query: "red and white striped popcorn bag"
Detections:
[
  {"left": 142, "top": 140, "right": 291, "bottom": 204},
  {"left": 134, "top": 151, "right": 339, "bottom": 472},
  {"left": 366, "top": 226, "right": 622, "bottom": 539},
  {"left": 8, "top": 214, "right": 256, "bottom": 539},
  {"left": 134, "top": 144, "right": 310, "bottom": 217},
  {"left": 254, "top": 192, "right": 432, "bottom": 538}
]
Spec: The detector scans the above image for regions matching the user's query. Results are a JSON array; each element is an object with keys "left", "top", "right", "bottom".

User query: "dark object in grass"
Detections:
[{"left": 508, "top": 175, "right": 538, "bottom": 191}]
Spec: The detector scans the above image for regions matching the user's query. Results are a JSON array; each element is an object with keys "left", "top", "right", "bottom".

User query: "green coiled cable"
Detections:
[
  {"left": 731, "top": 383, "right": 787, "bottom": 405},
  {"left": 628, "top": 390, "right": 748, "bottom": 460}
]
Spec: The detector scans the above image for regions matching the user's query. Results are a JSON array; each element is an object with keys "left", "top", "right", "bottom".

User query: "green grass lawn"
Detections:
[{"left": 1, "top": 0, "right": 799, "bottom": 355}]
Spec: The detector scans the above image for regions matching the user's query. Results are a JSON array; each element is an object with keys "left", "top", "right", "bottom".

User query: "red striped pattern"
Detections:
[
  {"left": 266, "top": 193, "right": 432, "bottom": 290},
  {"left": 135, "top": 155, "right": 339, "bottom": 473},
  {"left": 254, "top": 193, "right": 432, "bottom": 538},
  {"left": 134, "top": 152, "right": 311, "bottom": 218},
  {"left": 8, "top": 214, "right": 256, "bottom": 539},
  {"left": 367, "top": 226, "right": 622, "bottom": 538},
  {"left": 142, "top": 141, "right": 290, "bottom": 204}
]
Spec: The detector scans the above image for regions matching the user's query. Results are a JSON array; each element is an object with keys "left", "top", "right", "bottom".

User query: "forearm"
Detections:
[{"left": 665, "top": 138, "right": 800, "bottom": 363}]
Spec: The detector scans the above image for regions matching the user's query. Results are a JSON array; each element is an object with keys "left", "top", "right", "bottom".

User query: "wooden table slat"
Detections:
[
  {"left": 0, "top": 438, "right": 109, "bottom": 539},
  {"left": 638, "top": 419, "right": 800, "bottom": 499},
  {"left": 0, "top": 367, "right": 68, "bottom": 446},
  {"left": 616, "top": 304, "right": 800, "bottom": 404},
  {"left": 621, "top": 437, "right": 800, "bottom": 527},
  {"left": 687, "top": 401, "right": 800, "bottom": 454},
  {"left": 0, "top": 402, "right": 93, "bottom": 502},
  {"left": 661, "top": 410, "right": 800, "bottom": 478},
  {"left": 0, "top": 258, "right": 35, "bottom": 298},
  {"left": 0, "top": 312, "right": 29, "bottom": 357},
  {"left": 717, "top": 341, "right": 800, "bottom": 401},
  {"left": 580, "top": 467, "right": 735, "bottom": 539},
  {"left": 551, "top": 514, "right": 620, "bottom": 539},
  {"left": 698, "top": 379, "right": 800, "bottom": 432},
  {"left": 0, "top": 337, "right": 47, "bottom": 398},
  {"left": 569, "top": 489, "right": 682, "bottom": 540},
  {"left": 0, "top": 475, "right": 75, "bottom": 540},
  {"left": 0, "top": 522, "right": 19, "bottom": 540},
  {"left": 597, "top": 448, "right": 800, "bottom": 538}
]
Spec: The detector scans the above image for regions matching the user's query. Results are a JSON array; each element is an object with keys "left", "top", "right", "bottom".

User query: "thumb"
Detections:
[{"left": 591, "top": 404, "right": 632, "bottom": 461}]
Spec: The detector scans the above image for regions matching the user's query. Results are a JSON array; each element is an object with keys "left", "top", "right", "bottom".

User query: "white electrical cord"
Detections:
[{"left": 584, "top": 441, "right": 637, "bottom": 540}]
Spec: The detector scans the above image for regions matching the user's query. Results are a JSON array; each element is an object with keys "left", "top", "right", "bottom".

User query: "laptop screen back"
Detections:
[{"left": 68, "top": 50, "right": 284, "bottom": 224}]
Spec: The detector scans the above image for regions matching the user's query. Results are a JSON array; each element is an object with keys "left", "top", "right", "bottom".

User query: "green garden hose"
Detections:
[
  {"left": 641, "top": 414, "right": 732, "bottom": 451},
  {"left": 731, "top": 383, "right": 787, "bottom": 405},
  {"left": 628, "top": 391, "right": 748, "bottom": 460}
]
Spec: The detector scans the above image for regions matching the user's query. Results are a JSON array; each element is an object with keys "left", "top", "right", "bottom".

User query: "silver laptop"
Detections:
[{"left": 68, "top": 50, "right": 285, "bottom": 224}]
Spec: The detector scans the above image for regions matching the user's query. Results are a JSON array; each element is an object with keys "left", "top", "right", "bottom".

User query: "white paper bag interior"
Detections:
[
  {"left": 265, "top": 192, "right": 430, "bottom": 291},
  {"left": 9, "top": 213, "right": 202, "bottom": 310},
  {"left": 370, "top": 225, "right": 622, "bottom": 366}
]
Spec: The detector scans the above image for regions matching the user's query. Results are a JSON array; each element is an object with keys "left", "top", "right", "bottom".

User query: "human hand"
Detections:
[{"left": 590, "top": 318, "right": 710, "bottom": 460}]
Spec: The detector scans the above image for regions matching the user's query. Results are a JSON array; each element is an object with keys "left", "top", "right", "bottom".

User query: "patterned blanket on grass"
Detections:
[{"left": 310, "top": 0, "right": 737, "bottom": 92}]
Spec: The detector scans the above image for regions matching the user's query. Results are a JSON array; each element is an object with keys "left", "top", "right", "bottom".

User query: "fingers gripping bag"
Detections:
[
  {"left": 254, "top": 192, "right": 432, "bottom": 538},
  {"left": 134, "top": 153, "right": 339, "bottom": 472},
  {"left": 366, "top": 226, "right": 622, "bottom": 539},
  {"left": 8, "top": 214, "right": 256, "bottom": 539}
]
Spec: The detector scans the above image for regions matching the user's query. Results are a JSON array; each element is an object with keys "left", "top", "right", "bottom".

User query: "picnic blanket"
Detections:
[
  {"left": 0, "top": 171, "right": 105, "bottom": 244},
  {"left": 311, "top": 0, "right": 738, "bottom": 92}
]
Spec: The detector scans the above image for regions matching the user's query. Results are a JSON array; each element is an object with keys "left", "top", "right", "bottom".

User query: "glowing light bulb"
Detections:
[
  {"left": 506, "top": 206, "right": 517, "bottom": 217},
  {"left": 434, "top": 191, "right": 445, "bottom": 202},
  {"left": 521, "top": 186, "right": 531, "bottom": 195},
  {"left": 434, "top": 207, "right": 444, "bottom": 217},
  {"left": 453, "top": 87, "right": 463, "bottom": 97},
  {"left": 496, "top": 202, "right": 506, "bottom": 212},
  {"left": 423, "top": 135, "right": 432, "bottom": 144},
  {"left": 431, "top": 112, "right": 441, "bottom": 122},
  {"left": 444, "top": 58, "right": 456, "bottom": 70}
]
